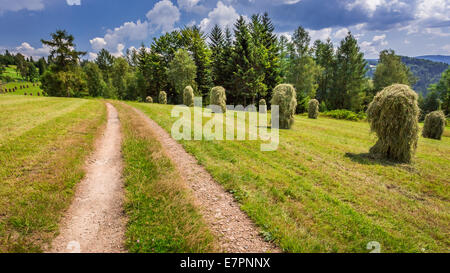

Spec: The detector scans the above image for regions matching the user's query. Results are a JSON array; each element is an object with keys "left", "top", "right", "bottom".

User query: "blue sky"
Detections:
[{"left": 0, "top": 0, "right": 449, "bottom": 60}]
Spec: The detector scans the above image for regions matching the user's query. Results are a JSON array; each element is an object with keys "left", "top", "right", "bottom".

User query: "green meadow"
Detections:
[{"left": 128, "top": 102, "right": 450, "bottom": 253}]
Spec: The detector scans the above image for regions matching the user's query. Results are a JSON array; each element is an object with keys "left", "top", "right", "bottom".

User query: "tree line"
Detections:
[{"left": 1, "top": 13, "right": 448, "bottom": 116}]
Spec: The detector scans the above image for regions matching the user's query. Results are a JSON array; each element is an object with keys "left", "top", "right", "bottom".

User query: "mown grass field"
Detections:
[
  {"left": 0, "top": 81, "right": 42, "bottom": 96},
  {"left": 112, "top": 101, "right": 217, "bottom": 253},
  {"left": 128, "top": 102, "right": 450, "bottom": 253},
  {"left": 0, "top": 95, "right": 105, "bottom": 252}
]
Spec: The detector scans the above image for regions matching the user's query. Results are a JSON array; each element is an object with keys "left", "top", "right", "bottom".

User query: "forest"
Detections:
[{"left": 1, "top": 13, "right": 449, "bottom": 117}]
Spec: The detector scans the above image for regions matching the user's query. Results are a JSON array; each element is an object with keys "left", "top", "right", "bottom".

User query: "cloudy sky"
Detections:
[{"left": 0, "top": 0, "right": 449, "bottom": 60}]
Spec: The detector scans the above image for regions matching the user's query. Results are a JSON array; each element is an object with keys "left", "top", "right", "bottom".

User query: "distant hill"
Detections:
[
  {"left": 365, "top": 57, "right": 449, "bottom": 96},
  {"left": 401, "top": 56, "right": 449, "bottom": 95},
  {"left": 415, "top": 55, "right": 450, "bottom": 65}
]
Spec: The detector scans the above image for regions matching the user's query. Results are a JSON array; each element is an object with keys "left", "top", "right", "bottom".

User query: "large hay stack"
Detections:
[
  {"left": 270, "top": 84, "right": 297, "bottom": 129},
  {"left": 210, "top": 86, "right": 227, "bottom": 113},
  {"left": 366, "top": 84, "right": 420, "bottom": 163},
  {"left": 422, "top": 111, "right": 446, "bottom": 140}
]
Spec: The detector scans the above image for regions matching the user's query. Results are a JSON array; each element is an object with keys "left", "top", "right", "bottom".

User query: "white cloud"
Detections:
[
  {"left": 334, "top": 27, "right": 350, "bottom": 39},
  {"left": 373, "top": 34, "right": 387, "bottom": 43},
  {"left": 307, "top": 28, "right": 332, "bottom": 41},
  {"left": 178, "top": 0, "right": 200, "bottom": 9},
  {"left": 66, "top": 0, "right": 81, "bottom": 6},
  {"left": 355, "top": 23, "right": 366, "bottom": 30},
  {"left": 146, "top": 0, "right": 180, "bottom": 33},
  {"left": 112, "top": 43, "right": 125, "bottom": 57},
  {"left": 199, "top": 1, "right": 239, "bottom": 33},
  {"left": 424, "top": 27, "right": 450, "bottom": 37},
  {"left": 89, "top": 37, "right": 107, "bottom": 51},
  {"left": 254, "top": 0, "right": 301, "bottom": 4},
  {"left": 281, "top": 0, "right": 301, "bottom": 4},
  {"left": 186, "top": 20, "right": 196, "bottom": 27},
  {"left": 88, "top": 52, "right": 98, "bottom": 61},
  {"left": 346, "top": 0, "right": 386, "bottom": 15},
  {"left": 416, "top": 0, "right": 449, "bottom": 23},
  {"left": 177, "top": 0, "right": 207, "bottom": 13},
  {"left": 0, "top": 0, "right": 44, "bottom": 14},
  {"left": 8, "top": 42, "right": 50, "bottom": 59},
  {"left": 360, "top": 34, "right": 388, "bottom": 58},
  {"left": 89, "top": 20, "right": 149, "bottom": 56},
  {"left": 442, "top": 44, "right": 450, "bottom": 54},
  {"left": 89, "top": 0, "right": 181, "bottom": 56}
]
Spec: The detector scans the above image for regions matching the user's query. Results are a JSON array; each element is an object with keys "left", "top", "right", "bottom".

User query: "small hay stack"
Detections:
[
  {"left": 422, "top": 111, "right": 446, "bottom": 140},
  {"left": 158, "top": 91, "right": 167, "bottom": 104},
  {"left": 308, "top": 99, "right": 319, "bottom": 119},
  {"left": 259, "top": 99, "right": 267, "bottom": 113},
  {"left": 183, "top": 86, "right": 194, "bottom": 107}
]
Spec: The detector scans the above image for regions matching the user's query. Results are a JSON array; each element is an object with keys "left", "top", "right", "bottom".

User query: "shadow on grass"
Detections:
[
  {"left": 345, "top": 152, "right": 401, "bottom": 167},
  {"left": 345, "top": 152, "right": 418, "bottom": 173}
]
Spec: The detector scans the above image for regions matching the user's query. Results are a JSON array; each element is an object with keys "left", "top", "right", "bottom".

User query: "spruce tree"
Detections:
[
  {"left": 181, "top": 26, "right": 213, "bottom": 98},
  {"left": 248, "top": 14, "right": 268, "bottom": 104},
  {"left": 222, "top": 27, "right": 234, "bottom": 103},
  {"left": 331, "top": 32, "right": 368, "bottom": 111},
  {"left": 287, "top": 26, "right": 322, "bottom": 113},
  {"left": 95, "top": 48, "right": 114, "bottom": 81},
  {"left": 313, "top": 38, "right": 335, "bottom": 104},
  {"left": 209, "top": 24, "right": 225, "bottom": 86},
  {"left": 231, "top": 16, "right": 253, "bottom": 105},
  {"left": 260, "top": 12, "right": 281, "bottom": 100},
  {"left": 278, "top": 35, "right": 290, "bottom": 82}
]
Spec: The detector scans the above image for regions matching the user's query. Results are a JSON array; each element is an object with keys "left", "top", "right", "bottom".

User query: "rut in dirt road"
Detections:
[
  {"left": 49, "top": 103, "right": 125, "bottom": 253},
  {"left": 130, "top": 105, "right": 280, "bottom": 253}
]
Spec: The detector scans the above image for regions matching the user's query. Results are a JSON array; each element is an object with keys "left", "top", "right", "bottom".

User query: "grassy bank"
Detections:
[
  {"left": 0, "top": 95, "right": 106, "bottom": 252},
  {"left": 112, "top": 102, "right": 216, "bottom": 253},
  {"left": 127, "top": 102, "right": 449, "bottom": 253}
]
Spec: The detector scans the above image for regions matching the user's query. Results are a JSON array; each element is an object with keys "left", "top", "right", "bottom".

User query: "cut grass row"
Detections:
[
  {"left": 127, "top": 102, "right": 450, "bottom": 253},
  {"left": 112, "top": 101, "right": 216, "bottom": 253},
  {"left": 1, "top": 65, "right": 23, "bottom": 81},
  {"left": 0, "top": 95, "right": 106, "bottom": 252}
]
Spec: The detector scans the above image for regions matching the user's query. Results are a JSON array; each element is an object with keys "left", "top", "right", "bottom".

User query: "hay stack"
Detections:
[
  {"left": 146, "top": 96, "right": 153, "bottom": 103},
  {"left": 210, "top": 86, "right": 227, "bottom": 113},
  {"left": 308, "top": 99, "right": 319, "bottom": 119},
  {"left": 158, "top": 91, "right": 167, "bottom": 104},
  {"left": 183, "top": 86, "right": 194, "bottom": 107},
  {"left": 422, "top": 111, "right": 446, "bottom": 140},
  {"left": 259, "top": 99, "right": 267, "bottom": 113},
  {"left": 367, "top": 84, "right": 420, "bottom": 163},
  {"left": 270, "top": 84, "right": 297, "bottom": 129}
]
